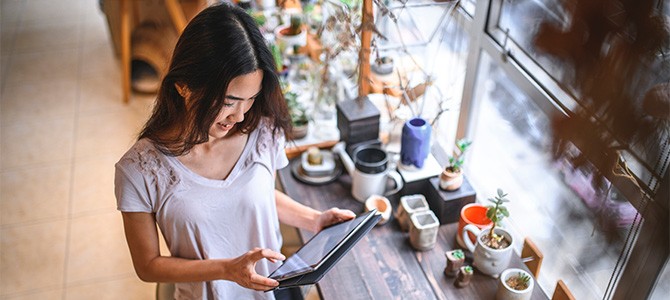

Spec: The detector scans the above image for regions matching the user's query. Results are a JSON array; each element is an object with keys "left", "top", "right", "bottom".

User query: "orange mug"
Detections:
[{"left": 456, "top": 203, "right": 493, "bottom": 249}]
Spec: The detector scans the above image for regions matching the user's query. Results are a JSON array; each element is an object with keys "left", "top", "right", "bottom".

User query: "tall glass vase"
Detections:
[{"left": 400, "top": 117, "right": 432, "bottom": 169}]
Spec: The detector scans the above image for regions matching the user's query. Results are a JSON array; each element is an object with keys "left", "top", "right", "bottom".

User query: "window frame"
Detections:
[{"left": 451, "top": 0, "right": 670, "bottom": 298}]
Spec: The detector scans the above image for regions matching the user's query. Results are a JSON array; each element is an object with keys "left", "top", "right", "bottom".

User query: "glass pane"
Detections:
[
  {"left": 650, "top": 258, "right": 670, "bottom": 300},
  {"left": 491, "top": 0, "right": 670, "bottom": 186},
  {"left": 462, "top": 0, "right": 476, "bottom": 17},
  {"left": 467, "top": 52, "right": 640, "bottom": 299},
  {"left": 371, "top": 0, "right": 469, "bottom": 152}
]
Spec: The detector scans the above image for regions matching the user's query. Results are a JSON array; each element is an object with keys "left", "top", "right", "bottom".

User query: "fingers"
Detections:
[
  {"left": 249, "top": 273, "right": 280, "bottom": 291},
  {"left": 251, "top": 248, "right": 286, "bottom": 262}
]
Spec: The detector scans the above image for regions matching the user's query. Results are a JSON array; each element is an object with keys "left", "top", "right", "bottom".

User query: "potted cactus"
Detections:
[
  {"left": 454, "top": 265, "right": 474, "bottom": 288},
  {"left": 444, "top": 249, "right": 465, "bottom": 277},
  {"left": 439, "top": 139, "right": 472, "bottom": 191}
]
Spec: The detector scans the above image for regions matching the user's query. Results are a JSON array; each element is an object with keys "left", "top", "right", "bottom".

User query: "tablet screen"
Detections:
[{"left": 269, "top": 210, "right": 376, "bottom": 281}]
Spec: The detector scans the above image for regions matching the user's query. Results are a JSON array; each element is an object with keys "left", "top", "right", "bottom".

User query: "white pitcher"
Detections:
[{"left": 333, "top": 142, "right": 403, "bottom": 202}]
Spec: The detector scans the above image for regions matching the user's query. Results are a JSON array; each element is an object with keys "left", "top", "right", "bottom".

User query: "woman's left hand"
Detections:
[{"left": 315, "top": 207, "right": 356, "bottom": 232}]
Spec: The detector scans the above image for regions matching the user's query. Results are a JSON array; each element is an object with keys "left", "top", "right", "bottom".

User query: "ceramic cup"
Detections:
[
  {"left": 350, "top": 146, "right": 403, "bottom": 202},
  {"left": 456, "top": 203, "right": 493, "bottom": 249}
]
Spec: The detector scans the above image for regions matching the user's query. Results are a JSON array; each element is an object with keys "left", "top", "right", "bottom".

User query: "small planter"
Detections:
[
  {"left": 454, "top": 265, "right": 473, "bottom": 288},
  {"left": 289, "top": 122, "right": 308, "bottom": 140},
  {"left": 496, "top": 268, "right": 534, "bottom": 300},
  {"left": 408, "top": 210, "right": 439, "bottom": 251},
  {"left": 396, "top": 194, "right": 430, "bottom": 232},
  {"left": 463, "top": 226, "right": 514, "bottom": 278},
  {"left": 365, "top": 195, "right": 392, "bottom": 226},
  {"left": 439, "top": 167, "right": 463, "bottom": 191},
  {"left": 444, "top": 249, "right": 465, "bottom": 277}
]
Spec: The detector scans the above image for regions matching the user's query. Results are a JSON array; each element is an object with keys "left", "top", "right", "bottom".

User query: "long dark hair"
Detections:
[{"left": 139, "top": 3, "right": 291, "bottom": 156}]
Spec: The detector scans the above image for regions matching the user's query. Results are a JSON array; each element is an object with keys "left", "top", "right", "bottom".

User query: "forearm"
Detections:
[
  {"left": 275, "top": 190, "right": 321, "bottom": 232},
  {"left": 133, "top": 255, "right": 230, "bottom": 283}
]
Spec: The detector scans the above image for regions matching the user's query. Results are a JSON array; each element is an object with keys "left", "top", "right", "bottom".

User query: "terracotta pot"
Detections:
[
  {"left": 290, "top": 123, "right": 308, "bottom": 140},
  {"left": 439, "top": 168, "right": 463, "bottom": 191},
  {"left": 365, "top": 195, "right": 392, "bottom": 226}
]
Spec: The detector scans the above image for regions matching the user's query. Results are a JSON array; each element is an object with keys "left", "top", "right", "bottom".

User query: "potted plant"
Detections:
[
  {"left": 454, "top": 265, "right": 473, "bottom": 288},
  {"left": 484, "top": 188, "right": 511, "bottom": 249},
  {"left": 496, "top": 268, "right": 534, "bottom": 300},
  {"left": 462, "top": 189, "right": 514, "bottom": 277},
  {"left": 274, "top": 14, "right": 307, "bottom": 49},
  {"left": 439, "top": 139, "right": 472, "bottom": 191},
  {"left": 285, "top": 91, "right": 309, "bottom": 139},
  {"left": 444, "top": 249, "right": 465, "bottom": 277}
]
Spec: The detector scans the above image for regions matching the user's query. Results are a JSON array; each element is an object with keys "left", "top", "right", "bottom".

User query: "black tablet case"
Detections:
[{"left": 274, "top": 213, "right": 381, "bottom": 290}]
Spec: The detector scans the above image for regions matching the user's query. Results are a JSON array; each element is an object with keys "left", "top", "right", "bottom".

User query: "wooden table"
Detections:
[{"left": 277, "top": 159, "right": 549, "bottom": 300}]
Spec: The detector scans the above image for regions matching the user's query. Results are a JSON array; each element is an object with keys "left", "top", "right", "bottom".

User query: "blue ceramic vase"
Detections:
[{"left": 400, "top": 117, "right": 431, "bottom": 168}]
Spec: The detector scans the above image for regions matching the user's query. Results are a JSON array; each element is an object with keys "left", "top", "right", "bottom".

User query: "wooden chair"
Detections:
[
  {"left": 551, "top": 280, "right": 576, "bottom": 300},
  {"left": 521, "top": 237, "right": 544, "bottom": 278}
]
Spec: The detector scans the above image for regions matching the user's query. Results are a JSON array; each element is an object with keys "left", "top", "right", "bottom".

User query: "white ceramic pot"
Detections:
[
  {"left": 496, "top": 268, "right": 534, "bottom": 300},
  {"left": 462, "top": 225, "right": 513, "bottom": 278},
  {"left": 409, "top": 210, "right": 439, "bottom": 251},
  {"left": 396, "top": 194, "right": 430, "bottom": 232}
]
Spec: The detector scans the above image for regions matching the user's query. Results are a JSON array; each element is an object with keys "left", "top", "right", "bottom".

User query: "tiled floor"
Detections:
[{"left": 1, "top": 0, "right": 158, "bottom": 298}]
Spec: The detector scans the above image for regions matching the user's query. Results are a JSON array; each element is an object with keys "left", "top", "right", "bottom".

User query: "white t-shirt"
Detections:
[{"left": 115, "top": 120, "right": 289, "bottom": 300}]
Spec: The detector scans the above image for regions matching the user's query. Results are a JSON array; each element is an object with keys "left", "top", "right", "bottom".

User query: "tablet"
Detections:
[{"left": 269, "top": 209, "right": 378, "bottom": 281}]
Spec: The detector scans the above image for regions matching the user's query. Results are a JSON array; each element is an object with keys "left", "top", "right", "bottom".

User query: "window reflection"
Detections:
[{"left": 468, "top": 53, "right": 639, "bottom": 299}]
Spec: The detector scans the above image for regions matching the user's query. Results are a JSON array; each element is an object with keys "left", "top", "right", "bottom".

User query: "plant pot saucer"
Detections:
[{"left": 290, "top": 155, "right": 343, "bottom": 185}]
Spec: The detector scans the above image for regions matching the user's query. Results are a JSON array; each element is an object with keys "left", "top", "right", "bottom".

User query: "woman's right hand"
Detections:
[{"left": 224, "top": 248, "right": 286, "bottom": 291}]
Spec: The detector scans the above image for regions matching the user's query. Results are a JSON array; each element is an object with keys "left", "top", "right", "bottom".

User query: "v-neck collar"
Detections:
[{"left": 167, "top": 129, "right": 257, "bottom": 187}]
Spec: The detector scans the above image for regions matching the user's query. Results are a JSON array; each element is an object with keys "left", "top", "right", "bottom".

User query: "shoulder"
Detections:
[
  {"left": 116, "top": 139, "right": 180, "bottom": 187},
  {"left": 254, "top": 117, "right": 285, "bottom": 150}
]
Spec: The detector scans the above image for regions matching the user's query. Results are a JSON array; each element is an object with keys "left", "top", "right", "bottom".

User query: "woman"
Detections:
[{"left": 114, "top": 4, "right": 354, "bottom": 299}]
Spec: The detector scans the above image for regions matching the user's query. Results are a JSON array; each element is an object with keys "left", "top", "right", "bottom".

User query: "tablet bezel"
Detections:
[{"left": 269, "top": 209, "right": 377, "bottom": 281}]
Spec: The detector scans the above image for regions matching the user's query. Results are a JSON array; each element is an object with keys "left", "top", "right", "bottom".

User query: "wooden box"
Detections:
[
  {"left": 336, "top": 97, "right": 380, "bottom": 147},
  {"left": 425, "top": 175, "right": 476, "bottom": 224}
]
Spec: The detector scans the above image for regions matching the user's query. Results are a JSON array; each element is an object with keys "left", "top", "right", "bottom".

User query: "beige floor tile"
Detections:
[
  {"left": 1, "top": 77, "right": 78, "bottom": 125},
  {"left": 65, "top": 211, "right": 135, "bottom": 284},
  {"left": 74, "top": 110, "right": 145, "bottom": 160},
  {"left": 3, "top": 288, "right": 63, "bottom": 300},
  {"left": 1, "top": 163, "right": 71, "bottom": 225},
  {"left": 1, "top": 21, "right": 17, "bottom": 56},
  {"left": 0, "top": 220, "right": 68, "bottom": 295},
  {"left": 82, "top": 11, "right": 113, "bottom": 49},
  {"left": 77, "top": 75, "right": 125, "bottom": 114},
  {"left": 0, "top": 116, "right": 74, "bottom": 170},
  {"left": 0, "top": 0, "right": 23, "bottom": 26},
  {"left": 65, "top": 276, "right": 155, "bottom": 300},
  {"left": 4, "top": 50, "right": 79, "bottom": 84},
  {"left": 80, "top": 42, "right": 120, "bottom": 80},
  {"left": 71, "top": 155, "right": 119, "bottom": 216},
  {"left": 13, "top": 20, "right": 80, "bottom": 53},
  {"left": 21, "top": 0, "right": 83, "bottom": 23}
]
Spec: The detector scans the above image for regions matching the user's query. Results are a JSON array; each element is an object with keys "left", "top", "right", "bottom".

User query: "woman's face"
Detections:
[{"left": 209, "top": 70, "right": 263, "bottom": 140}]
